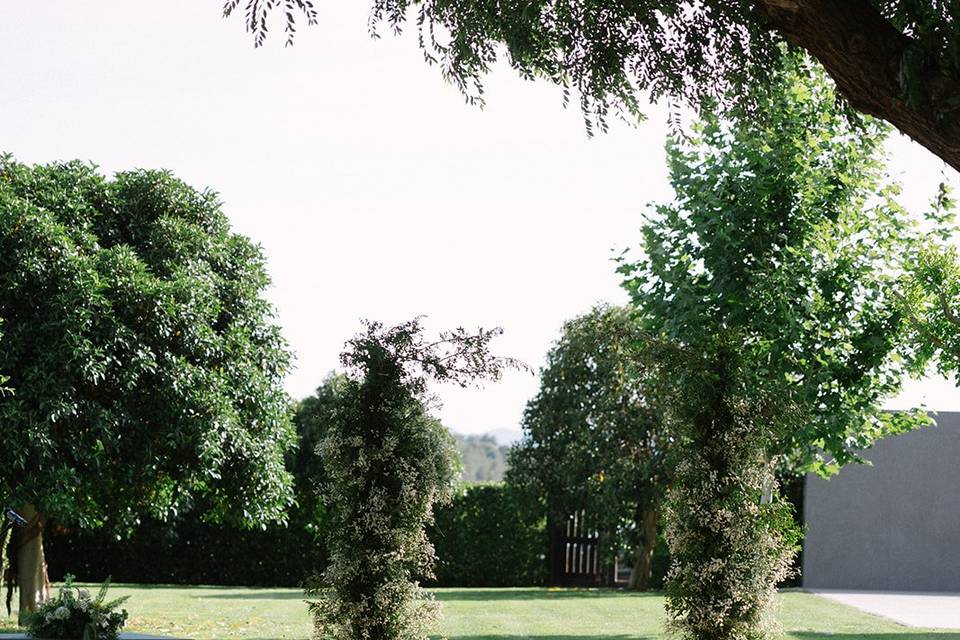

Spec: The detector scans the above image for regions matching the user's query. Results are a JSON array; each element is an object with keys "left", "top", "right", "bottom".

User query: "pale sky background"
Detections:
[{"left": 2, "top": 2, "right": 958, "bottom": 441}]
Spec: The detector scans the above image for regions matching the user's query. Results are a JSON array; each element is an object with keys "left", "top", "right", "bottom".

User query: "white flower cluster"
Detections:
[
  {"left": 27, "top": 575, "right": 129, "bottom": 640},
  {"left": 44, "top": 606, "right": 71, "bottom": 623}
]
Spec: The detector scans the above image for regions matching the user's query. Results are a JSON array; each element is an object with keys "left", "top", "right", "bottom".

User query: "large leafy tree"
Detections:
[
  {"left": 0, "top": 157, "right": 296, "bottom": 619},
  {"left": 509, "top": 305, "right": 674, "bottom": 590},
  {"left": 290, "top": 372, "right": 349, "bottom": 534},
  {"left": 618, "top": 58, "right": 938, "bottom": 638},
  {"left": 306, "top": 319, "right": 519, "bottom": 640},
  {"left": 226, "top": 1, "right": 960, "bottom": 172}
]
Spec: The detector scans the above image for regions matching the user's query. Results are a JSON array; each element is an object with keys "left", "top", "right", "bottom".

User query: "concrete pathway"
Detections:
[{"left": 813, "top": 590, "right": 960, "bottom": 629}]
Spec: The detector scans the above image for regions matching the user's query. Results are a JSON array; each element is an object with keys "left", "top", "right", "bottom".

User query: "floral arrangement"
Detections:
[{"left": 25, "top": 574, "right": 129, "bottom": 640}]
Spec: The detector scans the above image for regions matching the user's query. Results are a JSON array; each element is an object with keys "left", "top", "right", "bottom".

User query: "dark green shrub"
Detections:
[
  {"left": 44, "top": 512, "right": 327, "bottom": 587},
  {"left": 429, "top": 483, "right": 545, "bottom": 587}
]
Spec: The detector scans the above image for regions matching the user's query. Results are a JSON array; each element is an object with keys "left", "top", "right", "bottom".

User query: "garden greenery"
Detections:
[
  {"left": 650, "top": 341, "right": 803, "bottom": 640},
  {"left": 0, "top": 322, "right": 9, "bottom": 398},
  {"left": 429, "top": 483, "right": 545, "bottom": 588},
  {"left": 306, "top": 319, "right": 520, "bottom": 640},
  {"left": 0, "top": 157, "right": 296, "bottom": 616},
  {"left": 0, "top": 157, "right": 296, "bottom": 533},
  {"left": 46, "top": 481, "right": 546, "bottom": 589},
  {"left": 509, "top": 305, "right": 674, "bottom": 590},
  {"left": 618, "top": 55, "right": 943, "bottom": 639},
  {"left": 899, "top": 197, "right": 960, "bottom": 380},
  {"left": 25, "top": 575, "right": 128, "bottom": 640}
]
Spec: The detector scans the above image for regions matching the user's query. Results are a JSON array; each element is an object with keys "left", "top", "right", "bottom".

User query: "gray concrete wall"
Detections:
[{"left": 803, "top": 411, "right": 960, "bottom": 592}]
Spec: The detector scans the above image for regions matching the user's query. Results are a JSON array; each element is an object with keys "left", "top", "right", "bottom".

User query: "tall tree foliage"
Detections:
[
  {"left": 306, "top": 319, "right": 519, "bottom": 640},
  {"left": 291, "top": 372, "right": 350, "bottom": 535},
  {"left": 509, "top": 305, "right": 674, "bottom": 590},
  {"left": 898, "top": 193, "right": 960, "bottom": 378},
  {"left": 226, "top": 1, "right": 960, "bottom": 172},
  {"left": 0, "top": 157, "right": 295, "bottom": 617},
  {"left": 617, "top": 58, "right": 939, "bottom": 639}
]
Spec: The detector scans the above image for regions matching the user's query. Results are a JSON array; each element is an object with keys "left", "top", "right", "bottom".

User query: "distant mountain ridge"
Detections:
[
  {"left": 483, "top": 427, "right": 523, "bottom": 445},
  {"left": 453, "top": 432, "right": 514, "bottom": 482}
]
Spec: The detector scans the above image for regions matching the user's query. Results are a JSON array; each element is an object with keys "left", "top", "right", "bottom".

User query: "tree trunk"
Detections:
[
  {"left": 627, "top": 507, "right": 658, "bottom": 591},
  {"left": 755, "top": 0, "right": 960, "bottom": 174},
  {"left": 14, "top": 505, "right": 48, "bottom": 625}
]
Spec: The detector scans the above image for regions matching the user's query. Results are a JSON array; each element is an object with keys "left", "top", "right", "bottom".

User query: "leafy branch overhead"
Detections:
[
  {"left": 224, "top": 0, "right": 960, "bottom": 172},
  {"left": 222, "top": 0, "right": 317, "bottom": 47},
  {"left": 341, "top": 318, "right": 527, "bottom": 397}
]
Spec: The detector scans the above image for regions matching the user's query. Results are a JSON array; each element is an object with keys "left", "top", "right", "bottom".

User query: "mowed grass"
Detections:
[{"left": 2, "top": 586, "right": 959, "bottom": 640}]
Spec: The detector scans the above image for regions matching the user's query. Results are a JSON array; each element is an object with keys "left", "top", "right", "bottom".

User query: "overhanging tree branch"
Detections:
[
  {"left": 226, "top": 0, "right": 960, "bottom": 172},
  {"left": 757, "top": 0, "right": 960, "bottom": 172}
]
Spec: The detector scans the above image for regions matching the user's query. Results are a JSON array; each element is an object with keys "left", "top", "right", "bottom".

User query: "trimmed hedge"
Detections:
[
  {"left": 44, "top": 516, "right": 326, "bottom": 587},
  {"left": 51, "top": 481, "right": 802, "bottom": 591},
  {"left": 429, "top": 483, "right": 546, "bottom": 587},
  {"left": 44, "top": 483, "right": 546, "bottom": 588}
]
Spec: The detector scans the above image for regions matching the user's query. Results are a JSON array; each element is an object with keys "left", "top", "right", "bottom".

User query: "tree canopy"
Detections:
[
  {"left": 619, "top": 57, "right": 942, "bottom": 638},
  {"left": 900, "top": 216, "right": 960, "bottom": 380},
  {"left": 0, "top": 157, "right": 296, "bottom": 532},
  {"left": 0, "top": 321, "right": 11, "bottom": 399},
  {"left": 225, "top": 0, "right": 960, "bottom": 172},
  {"left": 618, "top": 56, "right": 938, "bottom": 476},
  {"left": 508, "top": 304, "right": 674, "bottom": 589}
]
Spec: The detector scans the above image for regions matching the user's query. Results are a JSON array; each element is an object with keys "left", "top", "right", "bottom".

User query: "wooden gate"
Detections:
[{"left": 548, "top": 509, "right": 611, "bottom": 586}]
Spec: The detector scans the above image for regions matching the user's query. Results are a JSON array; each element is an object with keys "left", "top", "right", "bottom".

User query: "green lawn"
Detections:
[{"left": 2, "top": 586, "right": 958, "bottom": 640}]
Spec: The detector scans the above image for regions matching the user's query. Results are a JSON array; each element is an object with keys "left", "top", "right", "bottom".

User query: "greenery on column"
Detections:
[
  {"left": 650, "top": 339, "right": 802, "bottom": 640},
  {"left": 619, "top": 55, "right": 943, "bottom": 639},
  {"left": 306, "top": 319, "right": 519, "bottom": 640}
]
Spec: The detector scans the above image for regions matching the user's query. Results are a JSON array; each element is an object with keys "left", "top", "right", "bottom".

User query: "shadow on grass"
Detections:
[
  {"left": 236, "top": 635, "right": 960, "bottom": 640},
  {"left": 93, "top": 583, "right": 300, "bottom": 591},
  {"left": 194, "top": 590, "right": 307, "bottom": 600},
  {"left": 791, "top": 634, "right": 960, "bottom": 639},
  {"left": 195, "top": 587, "right": 656, "bottom": 601},
  {"left": 432, "top": 589, "right": 659, "bottom": 601},
  {"left": 438, "top": 636, "right": 653, "bottom": 640}
]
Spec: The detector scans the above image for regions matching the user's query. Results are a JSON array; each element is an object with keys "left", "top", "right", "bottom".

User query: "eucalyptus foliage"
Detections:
[
  {"left": 509, "top": 305, "right": 674, "bottom": 590},
  {"left": 618, "top": 57, "right": 939, "bottom": 639},
  {"left": 307, "top": 319, "right": 519, "bottom": 640},
  {"left": 0, "top": 157, "right": 295, "bottom": 531}
]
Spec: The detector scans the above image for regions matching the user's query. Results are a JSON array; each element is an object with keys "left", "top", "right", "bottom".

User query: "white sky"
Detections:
[{"left": 2, "top": 1, "right": 958, "bottom": 440}]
